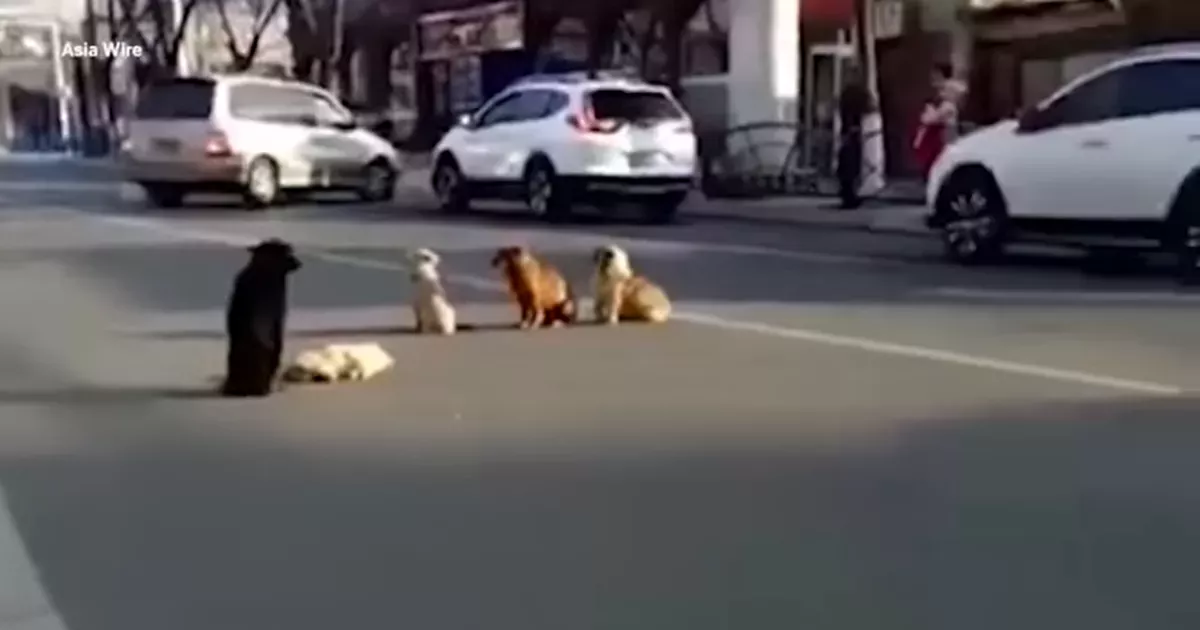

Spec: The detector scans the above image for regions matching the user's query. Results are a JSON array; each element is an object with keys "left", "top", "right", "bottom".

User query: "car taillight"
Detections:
[
  {"left": 566, "top": 106, "right": 621, "bottom": 134},
  {"left": 204, "top": 132, "right": 232, "bottom": 157}
]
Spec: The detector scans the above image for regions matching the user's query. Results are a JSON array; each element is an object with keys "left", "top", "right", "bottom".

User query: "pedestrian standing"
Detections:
[
  {"left": 913, "top": 63, "right": 967, "bottom": 179},
  {"left": 836, "top": 65, "right": 873, "bottom": 210}
]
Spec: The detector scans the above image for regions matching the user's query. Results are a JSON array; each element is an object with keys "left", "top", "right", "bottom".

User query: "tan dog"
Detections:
[
  {"left": 591, "top": 244, "right": 671, "bottom": 324},
  {"left": 491, "top": 246, "right": 577, "bottom": 329},
  {"left": 408, "top": 248, "right": 456, "bottom": 335}
]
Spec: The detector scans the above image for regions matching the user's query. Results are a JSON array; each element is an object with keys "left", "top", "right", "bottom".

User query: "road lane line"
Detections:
[
  {"left": 0, "top": 488, "right": 68, "bottom": 630},
  {"left": 82, "top": 212, "right": 1185, "bottom": 396},
  {"left": 671, "top": 312, "right": 1181, "bottom": 396},
  {"left": 924, "top": 287, "right": 1200, "bottom": 303}
]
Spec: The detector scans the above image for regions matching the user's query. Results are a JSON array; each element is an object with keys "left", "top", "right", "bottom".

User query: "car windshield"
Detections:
[
  {"left": 134, "top": 78, "right": 215, "bottom": 119},
  {"left": 587, "top": 89, "right": 683, "bottom": 121}
]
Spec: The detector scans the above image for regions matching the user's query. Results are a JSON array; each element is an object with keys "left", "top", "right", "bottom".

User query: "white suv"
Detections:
[
  {"left": 429, "top": 72, "right": 697, "bottom": 223},
  {"left": 121, "top": 75, "right": 402, "bottom": 209},
  {"left": 925, "top": 44, "right": 1200, "bottom": 281}
]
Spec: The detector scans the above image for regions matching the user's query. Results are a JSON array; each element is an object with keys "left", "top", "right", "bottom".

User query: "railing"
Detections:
[{"left": 699, "top": 122, "right": 837, "bottom": 198}]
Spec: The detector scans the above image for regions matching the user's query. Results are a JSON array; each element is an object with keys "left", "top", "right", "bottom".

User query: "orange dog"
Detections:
[{"left": 491, "top": 246, "right": 578, "bottom": 329}]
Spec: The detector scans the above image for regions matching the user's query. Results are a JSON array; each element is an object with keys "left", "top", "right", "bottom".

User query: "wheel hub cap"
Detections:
[
  {"left": 435, "top": 169, "right": 456, "bottom": 202},
  {"left": 529, "top": 173, "right": 550, "bottom": 214},
  {"left": 250, "top": 165, "right": 274, "bottom": 199},
  {"left": 944, "top": 190, "right": 995, "bottom": 253},
  {"left": 367, "top": 166, "right": 391, "bottom": 196}
]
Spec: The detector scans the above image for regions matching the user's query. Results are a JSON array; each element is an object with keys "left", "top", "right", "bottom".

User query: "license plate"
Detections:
[
  {"left": 152, "top": 138, "right": 180, "bottom": 153},
  {"left": 628, "top": 151, "right": 663, "bottom": 167}
]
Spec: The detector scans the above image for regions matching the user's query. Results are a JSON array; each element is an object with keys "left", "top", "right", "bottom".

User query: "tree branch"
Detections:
[
  {"left": 244, "top": 0, "right": 286, "bottom": 64},
  {"left": 215, "top": 0, "right": 243, "bottom": 60}
]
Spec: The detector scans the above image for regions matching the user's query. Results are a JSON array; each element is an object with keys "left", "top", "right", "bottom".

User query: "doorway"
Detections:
[{"left": 802, "top": 31, "right": 855, "bottom": 174}]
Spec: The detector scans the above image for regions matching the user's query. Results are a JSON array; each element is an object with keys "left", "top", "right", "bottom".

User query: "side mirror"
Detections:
[{"left": 1016, "top": 106, "right": 1042, "bottom": 133}]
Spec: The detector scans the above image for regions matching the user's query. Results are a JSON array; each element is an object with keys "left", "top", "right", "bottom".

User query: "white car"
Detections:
[
  {"left": 429, "top": 71, "right": 697, "bottom": 223},
  {"left": 925, "top": 43, "right": 1200, "bottom": 280},
  {"left": 121, "top": 74, "right": 402, "bottom": 209}
]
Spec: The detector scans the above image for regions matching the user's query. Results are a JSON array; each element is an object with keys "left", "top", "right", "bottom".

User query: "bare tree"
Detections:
[
  {"left": 284, "top": 0, "right": 346, "bottom": 89},
  {"left": 215, "top": 0, "right": 287, "bottom": 71},
  {"left": 108, "top": 0, "right": 204, "bottom": 81}
]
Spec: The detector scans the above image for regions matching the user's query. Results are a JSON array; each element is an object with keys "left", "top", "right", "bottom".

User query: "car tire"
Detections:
[
  {"left": 431, "top": 156, "right": 469, "bottom": 213},
  {"left": 935, "top": 167, "right": 1008, "bottom": 265},
  {"left": 641, "top": 190, "right": 687, "bottom": 225},
  {"left": 1168, "top": 176, "right": 1200, "bottom": 285},
  {"left": 142, "top": 182, "right": 186, "bottom": 208},
  {"left": 243, "top": 156, "right": 281, "bottom": 209},
  {"left": 357, "top": 159, "right": 396, "bottom": 202},
  {"left": 523, "top": 159, "right": 570, "bottom": 222}
]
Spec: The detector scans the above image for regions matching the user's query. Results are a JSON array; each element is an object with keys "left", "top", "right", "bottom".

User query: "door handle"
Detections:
[{"left": 1079, "top": 138, "right": 1108, "bottom": 148}]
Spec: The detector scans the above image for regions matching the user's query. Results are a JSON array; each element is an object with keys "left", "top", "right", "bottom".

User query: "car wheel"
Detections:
[
  {"left": 935, "top": 168, "right": 1008, "bottom": 265},
  {"left": 641, "top": 190, "right": 687, "bottom": 225},
  {"left": 243, "top": 156, "right": 281, "bottom": 209},
  {"left": 1168, "top": 178, "right": 1200, "bottom": 285},
  {"left": 141, "top": 182, "right": 186, "bottom": 208},
  {"left": 357, "top": 159, "right": 396, "bottom": 202},
  {"left": 431, "top": 157, "right": 469, "bottom": 213},
  {"left": 524, "top": 159, "right": 570, "bottom": 222}
]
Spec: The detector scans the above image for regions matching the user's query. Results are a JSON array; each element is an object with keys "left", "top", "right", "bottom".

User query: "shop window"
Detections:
[{"left": 683, "top": 0, "right": 729, "bottom": 77}]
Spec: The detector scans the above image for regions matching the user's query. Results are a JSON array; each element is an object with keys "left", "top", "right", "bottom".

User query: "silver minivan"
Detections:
[{"left": 120, "top": 75, "right": 402, "bottom": 208}]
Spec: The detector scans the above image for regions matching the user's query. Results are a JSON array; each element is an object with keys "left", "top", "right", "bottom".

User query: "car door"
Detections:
[
  {"left": 223, "top": 83, "right": 315, "bottom": 188},
  {"left": 479, "top": 89, "right": 556, "bottom": 180},
  {"left": 1106, "top": 59, "right": 1200, "bottom": 221},
  {"left": 997, "top": 67, "right": 1123, "bottom": 220},
  {"left": 307, "top": 89, "right": 371, "bottom": 186},
  {"left": 456, "top": 91, "right": 524, "bottom": 179}
]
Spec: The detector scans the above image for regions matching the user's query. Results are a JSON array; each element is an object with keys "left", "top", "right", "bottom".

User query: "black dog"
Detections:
[{"left": 221, "top": 239, "right": 301, "bottom": 397}]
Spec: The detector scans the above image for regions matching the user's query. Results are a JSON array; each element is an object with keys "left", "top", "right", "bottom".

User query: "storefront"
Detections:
[
  {"left": 414, "top": 0, "right": 592, "bottom": 138},
  {"left": 966, "top": 0, "right": 1127, "bottom": 124}
]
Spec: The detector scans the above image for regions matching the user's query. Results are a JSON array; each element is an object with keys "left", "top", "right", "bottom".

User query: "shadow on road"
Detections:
[{"left": 2, "top": 389, "right": 1200, "bottom": 629}]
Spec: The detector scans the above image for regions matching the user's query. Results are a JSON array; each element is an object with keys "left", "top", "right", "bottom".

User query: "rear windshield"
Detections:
[
  {"left": 134, "top": 79, "right": 215, "bottom": 119},
  {"left": 587, "top": 89, "right": 683, "bottom": 121}
]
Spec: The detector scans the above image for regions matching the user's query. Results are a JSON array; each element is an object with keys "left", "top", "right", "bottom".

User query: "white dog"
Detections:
[
  {"left": 409, "top": 248, "right": 457, "bottom": 335},
  {"left": 282, "top": 343, "right": 394, "bottom": 383}
]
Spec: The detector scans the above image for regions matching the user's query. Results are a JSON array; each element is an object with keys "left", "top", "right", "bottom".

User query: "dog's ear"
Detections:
[{"left": 491, "top": 247, "right": 513, "bottom": 267}]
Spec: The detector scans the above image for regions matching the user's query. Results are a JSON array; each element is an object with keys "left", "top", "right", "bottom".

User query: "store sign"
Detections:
[
  {"left": 418, "top": 0, "right": 524, "bottom": 61},
  {"left": 872, "top": 0, "right": 905, "bottom": 39}
]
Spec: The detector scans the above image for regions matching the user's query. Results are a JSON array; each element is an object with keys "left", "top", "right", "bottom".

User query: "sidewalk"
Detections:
[
  {"left": 399, "top": 164, "right": 928, "bottom": 236},
  {"left": 685, "top": 196, "right": 929, "bottom": 236}
]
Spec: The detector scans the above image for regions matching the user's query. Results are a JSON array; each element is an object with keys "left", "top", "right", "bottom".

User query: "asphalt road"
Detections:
[{"left": 3, "top": 162, "right": 1200, "bottom": 630}]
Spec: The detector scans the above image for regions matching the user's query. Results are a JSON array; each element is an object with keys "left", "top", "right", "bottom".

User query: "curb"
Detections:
[{"left": 685, "top": 207, "right": 930, "bottom": 237}]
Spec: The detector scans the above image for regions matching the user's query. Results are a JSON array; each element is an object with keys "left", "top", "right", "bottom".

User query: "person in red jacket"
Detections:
[{"left": 913, "top": 63, "right": 966, "bottom": 178}]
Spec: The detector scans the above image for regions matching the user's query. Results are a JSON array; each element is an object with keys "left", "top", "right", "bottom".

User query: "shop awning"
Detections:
[
  {"left": 801, "top": 0, "right": 856, "bottom": 26},
  {"left": 969, "top": 0, "right": 1119, "bottom": 10}
]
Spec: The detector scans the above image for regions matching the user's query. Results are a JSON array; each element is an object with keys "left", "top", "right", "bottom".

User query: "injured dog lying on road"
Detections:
[
  {"left": 591, "top": 244, "right": 672, "bottom": 324},
  {"left": 491, "top": 246, "right": 578, "bottom": 329},
  {"left": 281, "top": 343, "right": 394, "bottom": 384}
]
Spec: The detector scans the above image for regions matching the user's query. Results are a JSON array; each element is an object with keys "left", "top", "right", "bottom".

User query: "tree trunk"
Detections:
[{"left": 585, "top": 11, "right": 623, "bottom": 74}]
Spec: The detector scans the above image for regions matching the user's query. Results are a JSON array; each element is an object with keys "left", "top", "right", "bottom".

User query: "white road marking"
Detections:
[
  {"left": 0, "top": 488, "right": 67, "bottom": 630},
  {"left": 924, "top": 286, "right": 1200, "bottom": 303},
  {"left": 81, "top": 212, "right": 1185, "bottom": 395},
  {"left": 674, "top": 313, "right": 1181, "bottom": 396}
]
